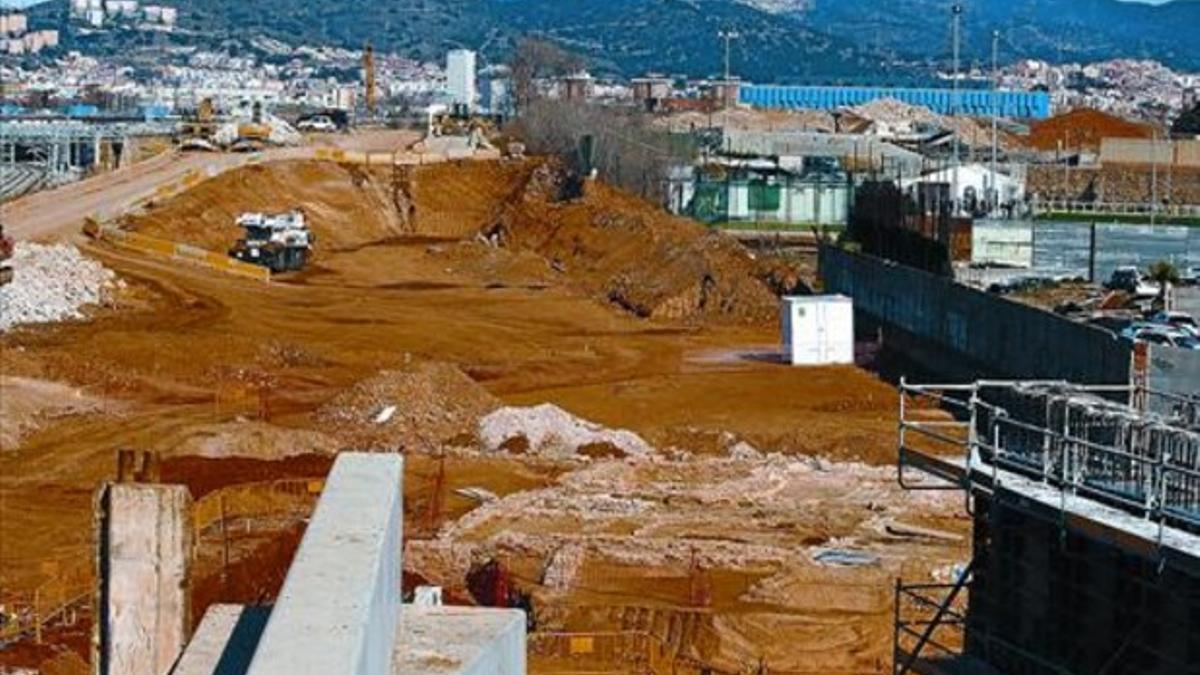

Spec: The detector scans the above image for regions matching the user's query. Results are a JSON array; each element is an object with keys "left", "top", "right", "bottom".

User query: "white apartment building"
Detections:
[{"left": 446, "top": 48, "right": 476, "bottom": 110}]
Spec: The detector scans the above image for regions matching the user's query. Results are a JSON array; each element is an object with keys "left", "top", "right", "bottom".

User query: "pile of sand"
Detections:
[
  {"left": 481, "top": 160, "right": 783, "bottom": 323},
  {"left": 0, "top": 376, "right": 106, "bottom": 450},
  {"left": 124, "top": 157, "right": 791, "bottom": 324},
  {"left": 314, "top": 361, "right": 500, "bottom": 451},
  {"left": 173, "top": 420, "right": 340, "bottom": 460},
  {"left": 122, "top": 161, "right": 411, "bottom": 253}
]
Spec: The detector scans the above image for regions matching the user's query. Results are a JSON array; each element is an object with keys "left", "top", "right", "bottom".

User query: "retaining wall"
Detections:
[
  {"left": 967, "top": 491, "right": 1200, "bottom": 674},
  {"left": 820, "top": 246, "right": 1131, "bottom": 384}
]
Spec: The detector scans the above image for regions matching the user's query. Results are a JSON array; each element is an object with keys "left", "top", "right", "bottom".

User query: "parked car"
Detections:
[
  {"left": 297, "top": 115, "right": 338, "bottom": 132},
  {"left": 1181, "top": 266, "right": 1200, "bottom": 286},
  {"left": 1105, "top": 266, "right": 1159, "bottom": 298},
  {"left": 1149, "top": 311, "right": 1200, "bottom": 338},
  {"left": 1129, "top": 326, "right": 1200, "bottom": 350}
]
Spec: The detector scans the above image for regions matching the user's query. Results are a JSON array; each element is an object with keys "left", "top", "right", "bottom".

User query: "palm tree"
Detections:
[{"left": 1146, "top": 260, "right": 1180, "bottom": 308}]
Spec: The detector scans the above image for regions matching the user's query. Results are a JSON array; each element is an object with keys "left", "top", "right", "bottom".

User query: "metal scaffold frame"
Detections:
[
  {"left": 898, "top": 379, "right": 1200, "bottom": 535},
  {"left": 891, "top": 378, "right": 1200, "bottom": 675}
]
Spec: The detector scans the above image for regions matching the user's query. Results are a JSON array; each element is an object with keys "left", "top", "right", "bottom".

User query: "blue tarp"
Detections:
[{"left": 739, "top": 85, "right": 1051, "bottom": 119}]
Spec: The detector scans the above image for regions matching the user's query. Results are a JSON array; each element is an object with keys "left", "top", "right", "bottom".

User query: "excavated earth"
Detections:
[{"left": 0, "top": 157, "right": 966, "bottom": 674}]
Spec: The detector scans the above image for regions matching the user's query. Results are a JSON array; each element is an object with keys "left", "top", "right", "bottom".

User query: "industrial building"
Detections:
[{"left": 739, "top": 85, "right": 1051, "bottom": 119}]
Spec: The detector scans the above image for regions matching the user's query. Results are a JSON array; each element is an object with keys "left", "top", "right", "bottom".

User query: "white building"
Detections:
[
  {"left": 446, "top": 48, "right": 477, "bottom": 110},
  {"left": 901, "top": 163, "right": 1025, "bottom": 212},
  {"left": 0, "top": 12, "right": 28, "bottom": 37}
]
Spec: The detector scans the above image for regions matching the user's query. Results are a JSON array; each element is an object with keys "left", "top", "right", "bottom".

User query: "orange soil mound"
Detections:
[
  {"left": 126, "top": 158, "right": 791, "bottom": 324},
  {"left": 1027, "top": 108, "right": 1156, "bottom": 152}
]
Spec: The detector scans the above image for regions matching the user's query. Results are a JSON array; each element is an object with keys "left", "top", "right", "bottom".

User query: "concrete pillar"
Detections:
[
  {"left": 245, "top": 454, "right": 403, "bottom": 675},
  {"left": 96, "top": 484, "right": 193, "bottom": 675}
]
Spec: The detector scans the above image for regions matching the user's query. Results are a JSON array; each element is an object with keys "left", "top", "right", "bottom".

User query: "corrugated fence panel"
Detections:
[
  {"left": 822, "top": 247, "right": 1131, "bottom": 384},
  {"left": 1150, "top": 347, "right": 1200, "bottom": 401}
]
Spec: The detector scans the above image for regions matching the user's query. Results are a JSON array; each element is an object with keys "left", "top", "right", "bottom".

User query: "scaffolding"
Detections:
[{"left": 892, "top": 379, "right": 1200, "bottom": 674}]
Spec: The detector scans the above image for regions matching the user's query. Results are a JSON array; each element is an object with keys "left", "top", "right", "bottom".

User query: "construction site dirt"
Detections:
[{"left": 0, "top": 156, "right": 968, "bottom": 674}]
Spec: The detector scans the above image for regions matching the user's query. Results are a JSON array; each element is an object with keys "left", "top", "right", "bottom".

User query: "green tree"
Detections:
[
  {"left": 1146, "top": 260, "right": 1181, "bottom": 307},
  {"left": 1172, "top": 103, "right": 1200, "bottom": 136}
]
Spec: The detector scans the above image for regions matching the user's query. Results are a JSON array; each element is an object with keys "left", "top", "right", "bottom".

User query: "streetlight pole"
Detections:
[
  {"left": 718, "top": 28, "right": 740, "bottom": 151},
  {"left": 991, "top": 29, "right": 1000, "bottom": 215},
  {"left": 951, "top": 4, "right": 962, "bottom": 216}
]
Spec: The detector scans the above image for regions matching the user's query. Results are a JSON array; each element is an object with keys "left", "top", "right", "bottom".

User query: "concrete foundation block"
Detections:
[{"left": 100, "top": 483, "right": 192, "bottom": 675}]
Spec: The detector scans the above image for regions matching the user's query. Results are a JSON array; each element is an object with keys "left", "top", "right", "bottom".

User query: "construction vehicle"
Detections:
[
  {"left": 228, "top": 210, "right": 314, "bottom": 273},
  {"left": 179, "top": 98, "right": 219, "bottom": 151},
  {"left": 0, "top": 224, "right": 14, "bottom": 287},
  {"left": 429, "top": 103, "right": 501, "bottom": 138}
]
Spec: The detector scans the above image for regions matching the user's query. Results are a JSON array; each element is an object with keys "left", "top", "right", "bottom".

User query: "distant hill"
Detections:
[
  {"left": 803, "top": 0, "right": 1200, "bottom": 70},
  {"left": 23, "top": 0, "right": 1200, "bottom": 79}
]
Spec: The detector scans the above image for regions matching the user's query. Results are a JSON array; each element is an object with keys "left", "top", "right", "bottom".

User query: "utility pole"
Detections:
[
  {"left": 991, "top": 29, "right": 1000, "bottom": 215},
  {"left": 951, "top": 4, "right": 963, "bottom": 216},
  {"left": 718, "top": 28, "right": 740, "bottom": 150}
]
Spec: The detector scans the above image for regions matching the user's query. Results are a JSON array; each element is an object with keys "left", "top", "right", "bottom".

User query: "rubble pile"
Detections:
[
  {"left": 314, "top": 361, "right": 500, "bottom": 451},
  {"left": 478, "top": 403, "right": 656, "bottom": 460},
  {"left": 407, "top": 454, "right": 967, "bottom": 671},
  {"left": 0, "top": 243, "right": 116, "bottom": 332},
  {"left": 851, "top": 97, "right": 1000, "bottom": 149}
]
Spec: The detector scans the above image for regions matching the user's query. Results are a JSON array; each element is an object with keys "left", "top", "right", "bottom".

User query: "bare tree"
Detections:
[
  {"left": 510, "top": 98, "right": 694, "bottom": 204},
  {"left": 509, "top": 38, "right": 583, "bottom": 115}
]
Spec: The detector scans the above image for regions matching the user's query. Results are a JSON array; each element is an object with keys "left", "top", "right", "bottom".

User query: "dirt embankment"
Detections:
[{"left": 124, "top": 158, "right": 797, "bottom": 324}]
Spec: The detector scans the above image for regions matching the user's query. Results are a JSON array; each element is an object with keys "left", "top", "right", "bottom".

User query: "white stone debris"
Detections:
[
  {"left": 477, "top": 403, "right": 655, "bottom": 459},
  {"left": 0, "top": 243, "right": 116, "bottom": 332}
]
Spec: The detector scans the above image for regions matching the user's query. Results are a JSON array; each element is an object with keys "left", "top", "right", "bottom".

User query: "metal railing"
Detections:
[
  {"left": 898, "top": 379, "right": 1200, "bottom": 536},
  {"left": 1030, "top": 199, "right": 1200, "bottom": 220}
]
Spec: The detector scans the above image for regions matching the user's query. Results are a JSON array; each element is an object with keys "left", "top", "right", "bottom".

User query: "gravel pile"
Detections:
[
  {"left": 0, "top": 243, "right": 116, "bottom": 332},
  {"left": 478, "top": 403, "right": 655, "bottom": 460},
  {"left": 314, "top": 362, "right": 500, "bottom": 451}
]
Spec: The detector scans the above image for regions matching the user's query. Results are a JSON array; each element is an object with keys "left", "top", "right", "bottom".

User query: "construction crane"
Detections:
[{"left": 363, "top": 43, "right": 377, "bottom": 118}]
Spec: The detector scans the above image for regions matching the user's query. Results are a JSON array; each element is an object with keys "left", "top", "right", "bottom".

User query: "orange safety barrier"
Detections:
[{"left": 90, "top": 225, "right": 271, "bottom": 282}]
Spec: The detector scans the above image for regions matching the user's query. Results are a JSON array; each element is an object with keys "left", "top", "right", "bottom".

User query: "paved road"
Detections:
[{"left": 0, "top": 129, "right": 423, "bottom": 242}]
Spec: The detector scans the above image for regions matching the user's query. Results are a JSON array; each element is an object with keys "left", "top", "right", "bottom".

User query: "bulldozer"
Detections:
[{"left": 228, "top": 210, "right": 314, "bottom": 273}]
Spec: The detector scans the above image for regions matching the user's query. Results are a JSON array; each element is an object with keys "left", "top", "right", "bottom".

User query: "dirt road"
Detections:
[{"left": 0, "top": 129, "right": 420, "bottom": 241}]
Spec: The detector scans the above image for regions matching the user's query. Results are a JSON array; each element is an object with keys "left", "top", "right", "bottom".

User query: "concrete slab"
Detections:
[
  {"left": 245, "top": 454, "right": 404, "bottom": 675},
  {"left": 392, "top": 606, "right": 526, "bottom": 675},
  {"left": 172, "top": 605, "right": 269, "bottom": 675},
  {"left": 101, "top": 483, "right": 192, "bottom": 675},
  {"left": 914, "top": 449, "right": 1200, "bottom": 574}
]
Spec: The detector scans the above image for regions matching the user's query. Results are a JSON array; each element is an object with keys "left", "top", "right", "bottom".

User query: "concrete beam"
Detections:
[
  {"left": 393, "top": 606, "right": 526, "bottom": 675},
  {"left": 171, "top": 605, "right": 269, "bottom": 675},
  {"left": 245, "top": 454, "right": 403, "bottom": 675},
  {"left": 98, "top": 483, "right": 192, "bottom": 675}
]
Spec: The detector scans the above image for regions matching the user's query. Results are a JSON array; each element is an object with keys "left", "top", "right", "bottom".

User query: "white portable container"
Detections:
[{"left": 780, "top": 295, "right": 855, "bottom": 366}]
